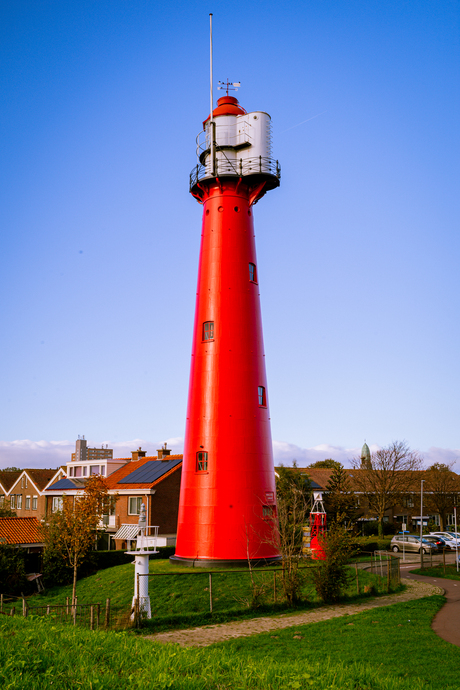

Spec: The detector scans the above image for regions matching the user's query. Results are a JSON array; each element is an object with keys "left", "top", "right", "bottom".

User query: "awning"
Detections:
[{"left": 113, "top": 524, "right": 140, "bottom": 541}]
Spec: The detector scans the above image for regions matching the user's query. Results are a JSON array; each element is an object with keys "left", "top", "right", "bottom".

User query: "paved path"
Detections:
[
  {"left": 144, "top": 578, "right": 441, "bottom": 648},
  {"left": 404, "top": 570, "right": 460, "bottom": 647}
]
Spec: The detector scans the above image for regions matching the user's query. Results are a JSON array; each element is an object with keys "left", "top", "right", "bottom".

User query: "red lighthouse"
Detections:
[{"left": 171, "top": 88, "right": 281, "bottom": 566}]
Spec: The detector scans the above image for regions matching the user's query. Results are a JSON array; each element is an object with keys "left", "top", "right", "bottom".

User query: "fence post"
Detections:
[
  {"left": 105, "top": 598, "right": 110, "bottom": 629},
  {"left": 46, "top": 605, "right": 50, "bottom": 616},
  {"left": 90, "top": 605, "right": 94, "bottom": 631},
  {"left": 22, "top": 598, "right": 27, "bottom": 617},
  {"left": 355, "top": 563, "right": 359, "bottom": 594},
  {"left": 209, "top": 573, "right": 213, "bottom": 613},
  {"left": 387, "top": 556, "right": 390, "bottom": 592},
  {"left": 1, "top": 594, "right": 3, "bottom": 614},
  {"left": 96, "top": 603, "right": 100, "bottom": 629},
  {"left": 10, "top": 607, "right": 15, "bottom": 616},
  {"left": 66, "top": 597, "right": 69, "bottom": 615},
  {"left": 73, "top": 605, "right": 77, "bottom": 626},
  {"left": 273, "top": 571, "right": 277, "bottom": 603},
  {"left": 443, "top": 548, "right": 446, "bottom": 574}
]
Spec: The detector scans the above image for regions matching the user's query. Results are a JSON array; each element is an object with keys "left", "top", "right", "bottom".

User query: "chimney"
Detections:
[
  {"left": 131, "top": 447, "right": 147, "bottom": 462},
  {"left": 157, "top": 442, "right": 171, "bottom": 461}
]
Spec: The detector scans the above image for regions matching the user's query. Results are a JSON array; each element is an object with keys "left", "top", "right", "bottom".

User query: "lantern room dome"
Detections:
[{"left": 203, "top": 96, "right": 246, "bottom": 127}]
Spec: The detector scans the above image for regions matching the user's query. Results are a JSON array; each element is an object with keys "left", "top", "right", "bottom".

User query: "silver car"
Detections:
[{"left": 391, "top": 534, "right": 439, "bottom": 554}]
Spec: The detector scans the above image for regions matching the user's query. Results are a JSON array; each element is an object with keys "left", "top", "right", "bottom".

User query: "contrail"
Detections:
[{"left": 280, "top": 111, "right": 327, "bottom": 133}]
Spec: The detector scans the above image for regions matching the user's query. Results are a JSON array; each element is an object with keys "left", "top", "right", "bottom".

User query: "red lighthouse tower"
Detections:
[{"left": 171, "top": 89, "right": 281, "bottom": 566}]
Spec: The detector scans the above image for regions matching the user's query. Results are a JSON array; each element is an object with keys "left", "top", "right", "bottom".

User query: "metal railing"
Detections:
[{"left": 190, "top": 156, "right": 281, "bottom": 190}]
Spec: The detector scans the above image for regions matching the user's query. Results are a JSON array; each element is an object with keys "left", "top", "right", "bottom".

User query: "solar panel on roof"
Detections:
[
  {"left": 119, "top": 458, "right": 182, "bottom": 485},
  {"left": 47, "top": 477, "right": 85, "bottom": 490}
]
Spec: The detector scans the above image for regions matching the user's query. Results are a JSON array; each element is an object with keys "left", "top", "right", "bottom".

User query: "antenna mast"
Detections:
[{"left": 209, "top": 13, "right": 215, "bottom": 175}]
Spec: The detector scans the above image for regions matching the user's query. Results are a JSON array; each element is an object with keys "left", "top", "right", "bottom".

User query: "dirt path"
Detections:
[{"left": 144, "top": 578, "right": 441, "bottom": 648}]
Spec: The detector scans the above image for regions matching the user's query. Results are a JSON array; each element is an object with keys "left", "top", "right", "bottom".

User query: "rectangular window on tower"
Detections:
[
  {"left": 196, "top": 451, "right": 208, "bottom": 472},
  {"left": 262, "top": 505, "right": 277, "bottom": 519},
  {"left": 258, "top": 386, "right": 266, "bottom": 407},
  {"left": 202, "top": 321, "right": 214, "bottom": 341},
  {"left": 249, "top": 262, "right": 257, "bottom": 283}
]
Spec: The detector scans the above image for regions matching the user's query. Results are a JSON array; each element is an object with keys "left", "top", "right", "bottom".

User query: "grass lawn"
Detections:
[
  {"left": 0, "top": 596, "right": 457, "bottom": 689},
  {"left": 22, "top": 559, "right": 398, "bottom": 631},
  {"left": 410, "top": 564, "right": 460, "bottom": 580}
]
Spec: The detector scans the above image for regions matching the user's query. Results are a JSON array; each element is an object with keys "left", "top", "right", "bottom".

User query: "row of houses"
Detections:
[
  {"left": 1, "top": 439, "right": 459, "bottom": 551},
  {"left": 0, "top": 440, "right": 183, "bottom": 550}
]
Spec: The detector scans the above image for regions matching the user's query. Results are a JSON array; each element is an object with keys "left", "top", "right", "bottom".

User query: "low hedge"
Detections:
[{"left": 351, "top": 537, "right": 392, "bottom": 554}]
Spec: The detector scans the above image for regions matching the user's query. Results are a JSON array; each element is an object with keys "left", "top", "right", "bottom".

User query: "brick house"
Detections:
[
  {"left": 291, "top": 467, "right": 460, "bottom": 531},
  {"left": 0, "top": 468, "right": 65, "bottom": 522},
  {"left": 43, "top": 444, "right": 183, "bottom": 549}
]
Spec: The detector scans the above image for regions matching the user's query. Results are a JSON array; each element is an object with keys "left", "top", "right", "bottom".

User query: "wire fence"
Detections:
[{"left": 0, "top": 594, "right": 112, "bottom": 630}]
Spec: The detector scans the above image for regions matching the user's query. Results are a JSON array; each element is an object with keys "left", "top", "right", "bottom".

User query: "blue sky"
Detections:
[{"left": 1, "top": 1, "right": 459, "bottom": 470}]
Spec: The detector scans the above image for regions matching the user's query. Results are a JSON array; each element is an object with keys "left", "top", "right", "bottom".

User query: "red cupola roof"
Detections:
[{"left": 203, "top": 96, "right": 246, "bottom": 127}]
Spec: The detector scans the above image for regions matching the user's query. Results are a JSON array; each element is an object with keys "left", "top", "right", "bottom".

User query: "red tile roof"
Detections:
[
  {"left": 0, "top": 517, "right": 43, "bottom": 546},
  {"left": 105, "top": 455, "right": 183, "bottom": 490}
]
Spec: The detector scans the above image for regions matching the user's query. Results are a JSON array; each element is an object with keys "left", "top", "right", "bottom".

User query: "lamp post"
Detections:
[
  {"left": 454, "top": 506, "right": 458, "bottom": 573},
  {"left": 420, "top": 480, "right": 424, "bottom": 570}
]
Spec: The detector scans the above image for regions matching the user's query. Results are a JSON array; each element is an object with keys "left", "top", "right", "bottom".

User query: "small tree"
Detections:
[
  {"left": 423, "top": 463, "right": 460, "bottom": 531},
  {"left": 311, "top": 524, "right": 356, "bottom": 603},
  {"left": 308, "top": 459, "right": 342, "bottom": 470},
  {"left": 324, "top": 464, "right": 356, "bottom": 526},
  {"left": 274, "top": 462, "right": 311, "bottom": 606},
  {"left": 0, "top": 497, "right": 16, "bottom": 517},
  {"left": 351, "top": 440, "right": 422, "bottom": 538},
  {"left": 42, "top": 475, "right": 113, "bottom": 601}
]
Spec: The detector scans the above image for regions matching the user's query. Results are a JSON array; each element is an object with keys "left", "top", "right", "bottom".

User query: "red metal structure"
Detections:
[
  {"left": 171, "top": 95, "right": 281, "bottom": 566},
  {"left": 310, "top": 492, "right": 327, "bottom": 560}
]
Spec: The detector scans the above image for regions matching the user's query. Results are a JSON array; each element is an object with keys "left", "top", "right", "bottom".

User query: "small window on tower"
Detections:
[
  {"left": 196, "top": 451, "right": 208, "bottom": 472},
  {"left": 202, "top": 321, "right": 214, "bottom": 341},
  {"left": 258, "top": 386, "right": 266, "bottom": 407},
  {"left": 249, "top": 263, "right": 257, "bottom": 283},
  {"left": 263, "top": 505, "right": 276, "bottom": 519}
]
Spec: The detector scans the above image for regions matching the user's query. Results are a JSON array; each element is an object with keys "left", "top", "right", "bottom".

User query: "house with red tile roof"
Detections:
[
  {"left": 44, "top": 444, "right": 182, "bottom": 550},
  {"left": 0, "top": 517, "right": 44, "bottom": 549}
]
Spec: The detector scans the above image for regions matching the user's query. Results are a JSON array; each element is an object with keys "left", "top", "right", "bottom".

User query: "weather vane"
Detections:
[{"left": 218, "top": 79, "right": 241, "bottom": 96}]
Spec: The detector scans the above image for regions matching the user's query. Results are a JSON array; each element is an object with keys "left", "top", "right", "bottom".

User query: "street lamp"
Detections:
[{"left": 420, "top": 480, "right": 424, "bottom": 570}]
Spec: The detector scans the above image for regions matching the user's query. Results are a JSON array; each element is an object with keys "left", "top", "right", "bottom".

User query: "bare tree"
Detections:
[
  {"left": 272, "top": 463, "right": 311, "bottom": 606},
  {"left": 351, "top": 440, "right": 422, "bottom": 538},
  {"left": 423, "top": 463, "right": 460, "bottom": 531},
  {"left": 324, "top": 463, "right": 357, "bottom": 526}
]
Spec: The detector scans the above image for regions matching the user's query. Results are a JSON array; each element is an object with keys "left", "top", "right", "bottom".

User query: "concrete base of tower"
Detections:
[{"left": 169, "top": 554, "right": 282, "bottom": 568}]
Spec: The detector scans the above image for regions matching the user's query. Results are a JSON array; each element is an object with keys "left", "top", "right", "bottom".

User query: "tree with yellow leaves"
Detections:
[{"left": 43, "top": 474, "right": 114, "bottom": 602}]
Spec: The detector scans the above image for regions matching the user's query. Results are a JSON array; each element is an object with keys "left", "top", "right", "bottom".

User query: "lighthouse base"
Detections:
[{"left": 169, "top": 554, "right": 282, "bottom": 568}]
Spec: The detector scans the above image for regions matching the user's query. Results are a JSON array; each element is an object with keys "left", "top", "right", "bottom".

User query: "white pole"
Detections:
[
  {"left": 455, "top": 506, "right": 458, "bottom": 572},
  {"left": 209, "top": 13, "right": 215, "bottom": 175},
  {"left": 420, "top": 480, "right": 424, "bottom": 569}
]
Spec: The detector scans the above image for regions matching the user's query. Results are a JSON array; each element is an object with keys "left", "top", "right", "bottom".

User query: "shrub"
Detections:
[
  {"left": 0, "top": 544, "right": 28, "bottom": 596},
  {"left": 311, "top": 525, "right": 356, "bottom": 603}
]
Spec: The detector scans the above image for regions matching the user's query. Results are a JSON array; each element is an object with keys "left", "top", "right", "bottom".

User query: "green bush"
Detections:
[
  {"left": 351, "top": 536, "right": 392, "bottom": 554},
  {"left": 311, "top": 525, "right": 356, "bottom": 603},
  {"left": 0, "top": 544, "right": 29, "bottom": 596},
  {"left": 360, "top": 521, "right": 396, "bottom": 536}
]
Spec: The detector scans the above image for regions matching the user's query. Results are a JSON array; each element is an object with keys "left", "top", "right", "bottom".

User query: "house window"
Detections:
[
  {"left": 25, "top": 477, "right": 28, "bottom": 488},
  {"left": 249, "top": 262, "right": 257, "bottom": 283},
  {"left": 21, "top": 477, "right": 24, "bottom": 489},
  {"left": 75, "top": 466, "right": 82, "bottom": 477},
  {"left": 32, "top": 496, "right": 38, "bottom": 510},
  {"left": 258, "top": 386, "right": 266, "bottom": 406},
  {"left": 101, "top": 466, "right": 106, "bottom": 476},
  {"left": 202, "top": 321, "right": 214, "bottom": 341},
  {"left": 263, "top": 505, "right": 276, "bottom": 518},
  {"left": 25, "top": 496, "right": 30, "bottom": 510},
  {"left": 403, "top": 496, "right": 414, "bottom": 508},
  {"left": 83, "top": 466, "right": 87, "bottom": 476},
  {"left": 52, "top": 497, "right": 63, "bottom": 513},
  {"left": 90, "top": 465, "right": 100, "bottom": 475},
  {"left": 129, "top": 497, "right": 143, "bottom": 515},
  {"left": 16, "top": 495, "right": 23, "bottom": 510},
  {"left": 10, "top": 495, "right": 15, "bottom": 509},
  {"left": 196, "top": 451, "right": 208, "bottom": 472},
  {"left": 0, "top": 495, "right": 4, "bottom": 507}
]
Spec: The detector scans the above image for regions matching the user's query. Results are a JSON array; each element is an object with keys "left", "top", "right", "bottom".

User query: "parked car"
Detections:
[
  {"left": 429, "top": 532, "right": 460, "bottom": 548},
  {"left": 391, "top": 535, "right": 439, "bottom": 554},
  {"left": 422, "top": 536, "right": 446, "bottom": 550}
]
